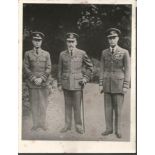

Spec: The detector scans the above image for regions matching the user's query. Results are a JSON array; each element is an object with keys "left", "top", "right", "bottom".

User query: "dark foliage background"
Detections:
[{"left": 23, "top": 4, "right": 131, "bottom": 81}]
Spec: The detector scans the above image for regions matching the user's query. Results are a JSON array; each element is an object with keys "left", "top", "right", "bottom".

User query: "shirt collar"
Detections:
[
  {"left": 110, "top": 45, "right": 118, "bottom": 53},
  {"left": 68, "top": 47, "right": 76, "bottom": 53},
  {"left": 33, "top": 47, "right": 42, "bottom": 54}
]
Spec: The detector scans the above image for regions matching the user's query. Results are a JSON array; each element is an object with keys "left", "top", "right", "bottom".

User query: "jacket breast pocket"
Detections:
[
  {"left": 39, "top": 57, "right": 46, "bottom": 62},
  {"left": 114, "top": 54, "right": 124, "bottom": 60},
  {"left": 104, "top": 56, "right": 111, "bottom": 61},
  {"left": 29, "top": 56, "right": 37, "bottom": 62},
  {"left": 104, "top": 57, "right": 111, "bottom": 67},
  {"left": 63, "top": 60, "right": 69, "bottom": 68},
  {"left": 29, "top": 56, "right": 37, "bottom": 68},
  {"left": 73, "top": 59, "right": 82, "bottom": 69},
  {"left": 113, "top": 54, "right": 124, "bottom": 66},
  {"left": 62, "top": 74, "right": 69, "bottom": 80}
]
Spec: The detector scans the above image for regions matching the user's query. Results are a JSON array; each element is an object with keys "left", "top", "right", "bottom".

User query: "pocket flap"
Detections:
[
  {"left": 29, "top": 56, "right": 37, "bottom": 61},
  {"left": 103, "top": 72, "right": 124, "bottom": 79},
  {"left": 74, "top": 73, "right": 83, "bottom": 79},
  {"left": 62, "top": 73, "right": 69, "bottom": 79},
  {"left": 111, "top": 73, "right": 124, "bottom": 79},
  {"left": 39, "top": 57, "right": 46, "bottom": 61}
]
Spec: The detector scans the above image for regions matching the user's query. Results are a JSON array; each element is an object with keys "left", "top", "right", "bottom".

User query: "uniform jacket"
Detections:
[
  {"left": 99, "top": 46, "right": 130, "bottom": 93},
  {"left": 58, "top": 48, "right": 93, "bottom": 90},
  {"left": 24, "top": 48, "right": 52, "bottom": 88}
]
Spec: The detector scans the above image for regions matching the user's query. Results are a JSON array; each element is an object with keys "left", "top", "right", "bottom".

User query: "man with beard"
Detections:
[{"left": 58, "top": 32, "right": 93, "bottom": 134}]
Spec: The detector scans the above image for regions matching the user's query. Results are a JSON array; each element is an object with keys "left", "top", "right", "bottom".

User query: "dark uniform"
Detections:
[
  {"left": 58, "top": 33, "right": 93, "bottom": 134},
  {"left": 24, "top": 32, "right": 51, "bottom": 130},
  {"left": 99, "top": 28, "right": 130, "bottom": 138}
]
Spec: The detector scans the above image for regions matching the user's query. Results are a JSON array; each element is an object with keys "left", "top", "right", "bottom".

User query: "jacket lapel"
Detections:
[
  {"left": 114, "top": 46, "right": 121, "bottom": 54},
  {"left": 32, "top": 48, "right": 42, "bottom": 57},
  {"left": 112, "top": 46, "right": 121, "bottom": 57},
  {"left": 107, "top": 48, "right": 112, "bottom": 56}
]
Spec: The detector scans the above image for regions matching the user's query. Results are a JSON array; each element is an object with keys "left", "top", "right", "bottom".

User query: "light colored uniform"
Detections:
[{"left": 24, "top": 48, "right": 51, "bottom": 128}]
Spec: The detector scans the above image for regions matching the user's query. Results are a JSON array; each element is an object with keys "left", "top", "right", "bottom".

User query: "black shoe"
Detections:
[
  {"left": 60, "top": 126, "right": 71, "bottom": 133},
  {"left": 31, "top": 126, "right": 38, "bottom": 131},
  {"left": 115, "top": 133, "right": 122, "bottom": 138},
  {"left": 101, "top": 130, "right": 113, "bottom": 136},
  {"left": 76, "top": 127, "right": 84, "bottom": 134}
]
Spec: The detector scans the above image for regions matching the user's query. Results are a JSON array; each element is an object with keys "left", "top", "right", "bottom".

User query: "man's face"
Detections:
[
  {"left": 66, "top": 39, "right": 77, "bottom": 50},
  {"left": 108, "top": 36, "right": 119, "bottom": 47},
  {"left": 32, "top": 39, "right": 42, "bottom": 48}
]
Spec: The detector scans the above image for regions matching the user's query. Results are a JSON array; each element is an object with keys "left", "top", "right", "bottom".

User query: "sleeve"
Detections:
[
  {"left": 57, "top": 53, "right": 63, "bottom": 86},
  {"left": 24, "top": 52, "right": 36, "bottom": 82},
  {"left": 123, "top": 50, "right": 130, "bottom": 89},
  {"left": 83, "top": 51, "right": 93, "bottom": 82},
  {"left": 41, "top": 52, "right": 52, "bottom": 81},
  {"left": 99, "top": 51, "right": 104, "bottom": 86}
]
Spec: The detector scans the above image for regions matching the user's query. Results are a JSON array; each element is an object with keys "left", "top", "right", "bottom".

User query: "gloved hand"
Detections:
[
  {"left": 79, "top": 78, "right": 87, "bottom": 87},
  {"left": 58, "top": 85, "right": 62, "bottom": 92},
  {"left": 99, "top": 86, "right": 104, "bottom": 94},
  {"left": 123, "top": 87, "right": 128, "bottom": 94}
]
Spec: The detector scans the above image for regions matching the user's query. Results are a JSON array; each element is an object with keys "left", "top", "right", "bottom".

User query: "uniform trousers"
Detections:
[
  {"left": 63, "top": 89, "right": 82, "bottom": 128},
  {"left": 29, "top": 88, "right": 48, "bottom": 127},
  {"left": 104, "top": 93, "right": 124, "bottom": 134}
]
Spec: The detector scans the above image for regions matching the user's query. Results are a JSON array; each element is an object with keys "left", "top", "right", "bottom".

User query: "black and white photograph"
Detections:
[{"left": 19, "top": 0, "right": 136, "bottom": 153}]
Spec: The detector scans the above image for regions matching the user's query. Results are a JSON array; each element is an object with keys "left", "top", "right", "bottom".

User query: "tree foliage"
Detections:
[{"left": 23, "top": 4, "right": 131, "bottom": 63}]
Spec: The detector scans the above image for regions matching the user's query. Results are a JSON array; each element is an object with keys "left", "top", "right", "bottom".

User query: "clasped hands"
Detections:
[{"left": 33, "top": 78, "right": 43, "bottom": 86}]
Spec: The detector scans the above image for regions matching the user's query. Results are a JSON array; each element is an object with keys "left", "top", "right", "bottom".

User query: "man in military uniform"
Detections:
[
  {"left": 99, "top": 28, "right": 130, "bottom": 138},
  {"left": 24, "top": 32, "right": 51, "bottom": 131},
  {"left": 58, "top": 32, "right": 93, "bottom": 134}
]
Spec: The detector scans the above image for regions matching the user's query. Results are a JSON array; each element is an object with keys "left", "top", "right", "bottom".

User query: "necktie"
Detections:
[
  {"left": 111, "top": 48, "right": 114, "bottom": 55},
  {"left": 36, "top": 49, "right": 39, "bottom": 55},
  {"left": 70, "top": 50, "right": 72, "bottom": 56}
]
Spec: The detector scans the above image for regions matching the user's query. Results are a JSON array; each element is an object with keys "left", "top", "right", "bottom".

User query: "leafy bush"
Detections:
[{"left": 90, "top": 58, "right": 100, "bottom": 83}]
